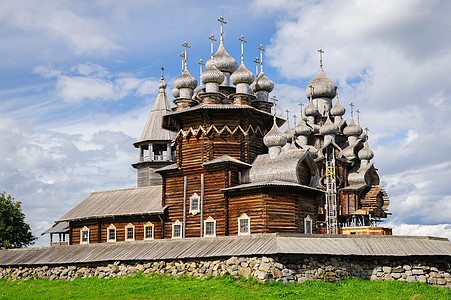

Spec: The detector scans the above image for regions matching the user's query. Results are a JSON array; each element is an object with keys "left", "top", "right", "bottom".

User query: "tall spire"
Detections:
[
  {"left": 217, "top": 16, "right": 227, "bottom": 44},
  {"left": 258, "top": 44, "right": 265, "bottom": 73},
  {"left": 238, "top": 35, "right": 246, "bottom": 64}
]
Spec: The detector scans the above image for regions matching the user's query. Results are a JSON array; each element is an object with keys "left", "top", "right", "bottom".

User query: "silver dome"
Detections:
[
  {"left": 205, "top": 43, "right": 238, "bottom": 74},
  {"left": 305, "top": 66, "right": 337, "bottom": 99},
  {"left": 231, "top": 63, "right": 254, "bottom": 85},
  {"left": 263, "top": 122, "right": 287, "bottom": 148},
  {"left": 174, "top": 69, "right": 198, "bottom": 90}
]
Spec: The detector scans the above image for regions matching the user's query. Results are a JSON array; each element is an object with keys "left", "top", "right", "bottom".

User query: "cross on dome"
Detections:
[
  {"left": 349, "top": 102, "right": 354, "bottom": 119},
  {"left": 356, "top": 109, "right": 361, "bottom": 125},
  {"left": 198, "top": 59, "right": 205, "bottom": 83},
  {"left": 293, "top": 115, "right": 297, "bottom": 125},
  {"left": 253, "top": 57, "right": 260, "bottom": 75},
  {"left": 285, "top": 109, "right": 290, "bottom": 126},
  {"left": 271, "top": 94, "right": 278, "bottom": 116},
  {"left": 160, "top": 67, "right": 164, "bottom": 80},
  {"left": 299, "top": 102, "right": 304, "bottom": 116},
  {"left": 258, "top": 44, "right": 265, "bottom": 73},
  {"left": 208, "top": 34, "right": 216, "bottom": 59},
  {"left": 181, "top": 41, "right": 190, "bottom": 70},
  {"left": 238, "top": 35, "right": 247, "bottom": 64},
  {"left": 217, "top": 16, "right": 227, "bottom": 43},
  {"left": 179, "top": 52, "right": 185, "bottom": 71},
  {"left": 318, "top": 48, "right": 324, "bottom": 67}
]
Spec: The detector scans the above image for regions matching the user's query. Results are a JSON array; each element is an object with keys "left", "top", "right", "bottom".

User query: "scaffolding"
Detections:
[{"left": 325, "top": 151, "right": 338, "bottom": 234}]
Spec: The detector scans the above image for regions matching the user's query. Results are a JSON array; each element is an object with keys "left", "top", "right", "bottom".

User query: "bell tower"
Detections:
[{"left": 132, "top": 68, "right": 174, "bottom": 187}]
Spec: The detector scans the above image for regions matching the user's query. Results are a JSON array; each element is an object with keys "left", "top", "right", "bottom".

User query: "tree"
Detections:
[{"left": 0, "top": 192, "right": 36, "bottom": 249}]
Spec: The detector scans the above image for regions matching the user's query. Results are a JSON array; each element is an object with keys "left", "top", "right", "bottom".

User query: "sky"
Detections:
[{"left": 0, "top": 0, "right": 450, "bottom": 247}]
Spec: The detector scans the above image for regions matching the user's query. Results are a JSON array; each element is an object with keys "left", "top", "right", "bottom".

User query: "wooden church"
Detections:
[{"left": 44, "top": 18, "right": 390, "bottom": 246}]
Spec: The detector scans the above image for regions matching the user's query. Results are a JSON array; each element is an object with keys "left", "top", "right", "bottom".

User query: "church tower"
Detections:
[{"left": 132, "top": 68, "right": 174, "bottom": 187}]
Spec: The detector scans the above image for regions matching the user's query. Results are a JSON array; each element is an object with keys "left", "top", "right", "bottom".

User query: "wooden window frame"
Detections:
[
  {"left": 238, "top": 213, "right": 250, "bottom": 236},
  {"left": 172, "top": 220, "right": 183, "bottom": 239},
  {"left": 304, "top": 215, "right": 312, "bottom": 234},
  {"left": 189, "top": 193, "right": 200, "bottom": 215},
  {"left": 107, "top": 224, "right": 116, "bottom": 242},
  {"left": 80, "top": 226, "right": 90, "bottom": 244},
  {"left": 203, "top": 216, "right": 216, "bottom": 237},
  {"left": 125, "top": 223, "right": 135, "bottom": 241},
  {"left": 144, "top": 222, "right": 154, "bottom": 240}
]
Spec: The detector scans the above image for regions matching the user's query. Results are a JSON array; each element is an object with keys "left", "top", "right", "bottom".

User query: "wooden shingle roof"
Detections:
[
  {"left": 57, "top": 186, "right": 164, "bottom": 222},
  {"left": 0, "top": 234, "right": 449, "bottom": 266},
  {"left": 135, "top": 90, "right": 173, "bottom": 145}
]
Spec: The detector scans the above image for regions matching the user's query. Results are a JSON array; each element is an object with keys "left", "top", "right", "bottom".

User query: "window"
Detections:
[
  {"left": 80, "top": 226, "right": 90, "bottom": 244},
  {"left": 172, "top": 220, "right": 183, "bottom": 239},
  {"left": 107, "top": 224, "right": 116, "bottom": 242},
  {"left": 144, "top": 222, "right": 154, "bottom": 240},
  {"left": 189, "top": 193, "right": 200, "bottom": 215},
  {"left": 304, "top": 215, "right": 312, "bottom": 234},
  {"left": 238, "top": 213, "right": 250, "bottom": 235},
  {"left": 204, "top": 216, "right": 216, "bottom": 237},
  {"left": 125, "top": 223, "right": 135, "bottom": 241}
]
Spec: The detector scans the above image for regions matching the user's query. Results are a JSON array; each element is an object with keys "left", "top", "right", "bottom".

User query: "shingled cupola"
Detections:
[{"left": 132, "top": 67, "right": 175, "bottom": 187}]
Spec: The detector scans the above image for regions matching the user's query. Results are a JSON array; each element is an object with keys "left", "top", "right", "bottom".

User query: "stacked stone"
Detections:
[{"left": 0, "top": 256, "right": 449, "bottom": 288}]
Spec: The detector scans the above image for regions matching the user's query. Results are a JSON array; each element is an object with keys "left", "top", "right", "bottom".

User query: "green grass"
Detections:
[{"left": 0, "top": 274, "right": 449, "bottom": 300}]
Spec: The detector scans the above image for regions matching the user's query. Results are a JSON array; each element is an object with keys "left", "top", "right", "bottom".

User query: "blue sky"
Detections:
[{"left": 1, "top": 0, "right": 450, "bottom": 247}]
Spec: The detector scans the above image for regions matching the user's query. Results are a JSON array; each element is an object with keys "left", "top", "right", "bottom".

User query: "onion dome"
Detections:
[
  {"left": 231, "top": 63, "right": 254, "bottom": 85},
  {"left": 158, "top": 79, "right": 167, "bottom": 91},
  {"left": 319, "top": 115, "right": 338, "bottom": 135},
  {"left": 172, "top": 87, "right": 180, "bottom": 98},
  {"left": 201, "top": 63, "right": 224, "bottom": 85},
  {"left": 252, "top": 72, "right": 274, "bottom": 93},
  {"left": 330, "top": 98, "right": 345, "bottom": 116},
  {"left": 305, "top": 99, "right": 319, "bottom": 116},
  {"left": 263, "top": 120, "right": 287, "bottom": 148},
  {"left": 342, "top": 145, "right": 356, "bottom": 160},
  {"left": 174, "top": 69, "right": 198, "bottom": 90},
  {"left": 343, "top": 119, "right": 363, "bottom": 136},
  {"left": 283, "top": 126, "right": 294, "bottom": 143},
  {"left": 205, "top": 43, "right": 238, "bottom": 74},
  {"left": 305, "top": 66, "right": 337, "bottom": 99},
  {"left": 358, "top": 141, "right": 374, "bottom": 161},
  {"left": 294, "top": 120, "right": 313, "bottom": 136}
]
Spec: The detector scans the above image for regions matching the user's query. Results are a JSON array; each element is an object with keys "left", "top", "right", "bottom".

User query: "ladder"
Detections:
[{"left": 325, "top": 151, "right": 338, "bottom": 234}]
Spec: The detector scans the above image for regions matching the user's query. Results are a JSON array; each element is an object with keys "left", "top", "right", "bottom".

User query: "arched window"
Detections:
[
  {"left": 144, "top": 222, "right": 154, "bottom": 240},
  {"left": 107, "top": 224, "right": 116, "bottom": 242},
  {"left": 304, "top": 215, "right": 312, "bottom": 234},
  {"left": 238, "top": 213, "right": 250, "bottom": 235},
  {"left": 125, "top": 223, "right": 135, "bottom": 241},
  {"left": 80, "top": 226, "right": 90, "bottom": 244},
  {"left": 204, "top": 216, "right": 216, "bottom": 237},
  {"left": 172, "top": 220, "right": 183, "bottom": 239},
  {"left": 189, "top": 193, "right": 200, "bottom": 215}
]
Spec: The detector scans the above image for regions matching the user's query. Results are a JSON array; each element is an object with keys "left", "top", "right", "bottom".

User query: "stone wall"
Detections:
[{"left": 1, "top": 255, "right": 449, "bottom": 288}]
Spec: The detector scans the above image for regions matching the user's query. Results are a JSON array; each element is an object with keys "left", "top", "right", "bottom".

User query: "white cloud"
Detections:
[
  {"left": 389, "top": 223, "right": 451, "bottom": 241},
  {"left": 0, "top": 117, "right": 138, "bottom": 247},
  {"left": 33, "top": 63, "right": 159, "bottom": 103},
  {"left": 0, "top": 0, "right": 120, "bottom": 55}
]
